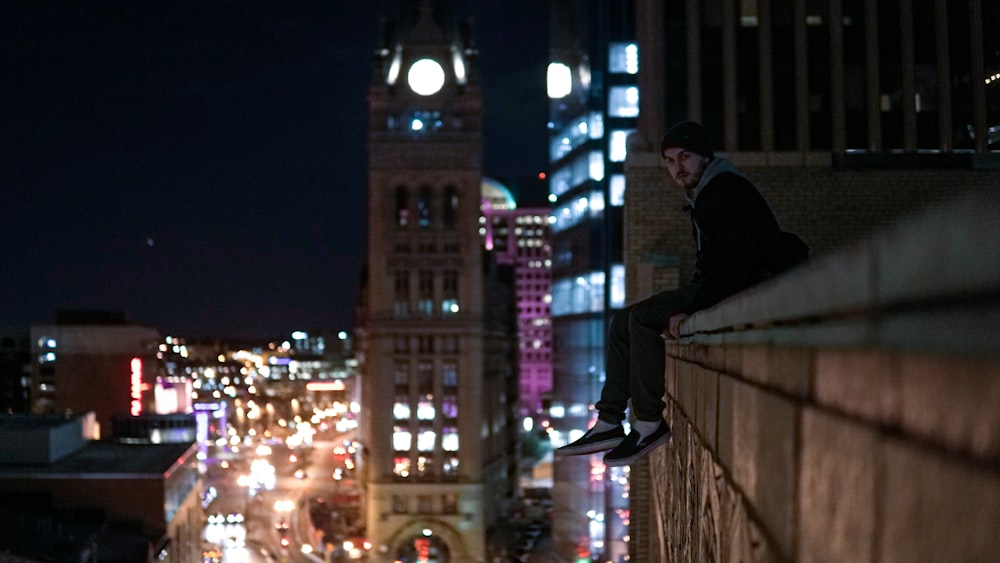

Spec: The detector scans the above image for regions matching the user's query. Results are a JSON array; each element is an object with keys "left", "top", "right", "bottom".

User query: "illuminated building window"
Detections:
[
  {"left": 442, "top": 270, "right": 459, "bottom": 314},
  {"left": 608, "top": 86, "right": 639, "bottom": 117},
  {"left": 588, "top": 112, "right": 604, "bottom": 139},
  {"left": 610, "top": 129, "right": 635, "bottom": 162},
  {"left": 403, "top": 110, "right": 442, "bottom": 134},
  {"left": 393, "top": 427, "right": 412, "bottom": 451},
  {"left": 395, "top": 187, "right": 409, "bottom": 228},
  {"left": 443, "top": 456, "right": 459, "bottom": 477},
  {"left": 417, "top": 428, "right": 436, "bottom": 451},
  {"left": 608, "top": 42, "right": 639, "bottom": 74},
  {"left": 588, "top": 150, "right": 605, "bottom": 181},
  {"left": 547, "top": 61, "right": 571, "bottom": 98},
  {"left": 551, "top": 199, "right": 582, "bottom": 233},
  {"left": 610, "top": 174, "right": 625, "bottom": 207},
  {"left": 550, "top": 148, "right": 606, "bottom": 198},
  {"left": 552, "top": 135, "right": 573, "bottom": 161},
  {"left": 549, "top": 167, "right": 572, "bottom": 197},
  {"left": 442, "top": 363, "right": 457, "bottom": 387},
  {"left": 393, "top": 456, "right": 411, "bottom": 479},
  {"left": 549, "top": 112, "right": 604, "bottom": 161},
  {"left": 393, "top": 397, "right": 410, "bottom": 420},
  {"left": 417, "top": 186, "right": 432, "bottom": 228},
  {"left": 611, "top": 264, "right": 626, "bottom": 308},
  {"left": 441, "top": 395, "right": 458, "bottom": 419},
  {"left": 417, "top": 397, "right": 435, "bottom": 420},
  {"left": 415, "top": 455, "right": 433, "bottom": 477},
  {"left": 442, "top": 427, "right": 459, "bottom": 451},
  {"left": 551, "top": 191, "right": 605, "bottom": 233},
  {"left": 551, "top": 270, "right": 606, "bottom": 316},
  {"left": 589, "top": 190, "right": 605, "bottom": 217}
]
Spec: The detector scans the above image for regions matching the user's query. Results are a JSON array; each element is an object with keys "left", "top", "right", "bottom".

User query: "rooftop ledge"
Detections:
[{"left": 681, "top": 193, "right": 1000, "bottom": 358}]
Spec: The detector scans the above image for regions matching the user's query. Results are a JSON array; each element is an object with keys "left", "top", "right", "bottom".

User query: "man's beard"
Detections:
[{"left": 676, "top": 175, "right": 697, "bottom": 194}]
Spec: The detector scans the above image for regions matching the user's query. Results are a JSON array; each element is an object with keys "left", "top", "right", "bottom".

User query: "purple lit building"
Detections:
[{"left": 480, "top": 178, "right": 554, "bottom": 418}]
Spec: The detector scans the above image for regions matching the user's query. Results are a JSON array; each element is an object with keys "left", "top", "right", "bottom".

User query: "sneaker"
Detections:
[
  {"left": 602, "top": 420, "right": 671, "bottom": 466},
  {"left": 555, "top": 425, "right": 626, "bottom": 456}
]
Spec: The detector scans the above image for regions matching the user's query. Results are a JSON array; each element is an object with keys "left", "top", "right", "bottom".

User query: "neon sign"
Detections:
[{"left": 130, "top": 357, "right": 143, "bottom": 416}]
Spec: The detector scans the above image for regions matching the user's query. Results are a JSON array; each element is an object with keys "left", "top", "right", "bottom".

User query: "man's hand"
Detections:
[{"left": 667, "top": 313, "right": 689, "bottom": 339}]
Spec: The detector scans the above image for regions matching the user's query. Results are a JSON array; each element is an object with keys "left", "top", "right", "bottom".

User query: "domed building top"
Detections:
[{"left": 481, "top": 177, "right": 516, "bottom": 211}]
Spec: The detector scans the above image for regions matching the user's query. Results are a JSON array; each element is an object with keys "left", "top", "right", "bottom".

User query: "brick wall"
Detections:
[
  {"left": 624, "top": 152, "right": 1000, "bottom": 562},
  {"left": 624, "top": 151, "right": 1000, "bottom": 301}
]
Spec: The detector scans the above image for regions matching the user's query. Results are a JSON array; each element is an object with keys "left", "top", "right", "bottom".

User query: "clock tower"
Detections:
[{"left": 362, "top": 1, "right": 518, "bottom": 561}]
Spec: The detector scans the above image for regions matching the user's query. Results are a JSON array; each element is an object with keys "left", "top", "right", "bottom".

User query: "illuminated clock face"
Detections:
[{"left": 407, "top": 58, "right": 445, "bottom": 96}]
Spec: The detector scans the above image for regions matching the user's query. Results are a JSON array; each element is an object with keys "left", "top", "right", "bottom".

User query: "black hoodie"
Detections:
[{"left": 684, "top": 158, "right": 784, "bottom": 313}]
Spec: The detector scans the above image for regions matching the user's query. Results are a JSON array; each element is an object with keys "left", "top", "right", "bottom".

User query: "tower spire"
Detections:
[{"left": 406, "top": 0, "right": 445, "bottom": 45}]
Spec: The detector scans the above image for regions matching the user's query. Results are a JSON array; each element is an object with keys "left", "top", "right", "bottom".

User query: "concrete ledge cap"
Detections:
[{"left": 683, "top": 193, "right": 1000, "bottom": 354}]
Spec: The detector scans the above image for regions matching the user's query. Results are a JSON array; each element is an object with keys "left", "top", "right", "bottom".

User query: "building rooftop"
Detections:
[
  {"left": 0, "top": 413, "right": 74, "bottom": 431},
  {"left": 0, "top": 438, "right": 194, "bottom": 477}
]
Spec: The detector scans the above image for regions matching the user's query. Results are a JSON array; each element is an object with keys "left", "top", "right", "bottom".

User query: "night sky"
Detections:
[{"left": 1, "top": 1, "right": 549, "bottom": 339}]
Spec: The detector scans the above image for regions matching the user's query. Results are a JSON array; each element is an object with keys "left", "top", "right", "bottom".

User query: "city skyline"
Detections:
[{"left": 1, "top": 0, "right": 549, "bottom": 339}]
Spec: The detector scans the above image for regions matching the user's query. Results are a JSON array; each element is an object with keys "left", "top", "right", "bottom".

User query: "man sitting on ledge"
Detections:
[{"left": 555, "top": 120, "right": 806, "bottom": 466}]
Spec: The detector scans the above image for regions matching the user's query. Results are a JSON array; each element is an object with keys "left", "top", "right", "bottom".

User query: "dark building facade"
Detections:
[
  {"left": 639, "top": 0, "right": 997, "bottom": 157},
  {"left": 29, "top": 311, "right": 165, "bottom": 437},
  {"left": 623, "top": 1, "right": 999, "bottom": 561},
  {"left": 625, "top": 0, "right": 998, "bottom": 293},
  {"left": 0, "top": 414, "right": 202, "bottom": 563},
  {"left": 0, "top": 328, "right": 30, "bottom": 414},
  {"left": 545, "top": 0, "right": 998, "bottom": 560}
]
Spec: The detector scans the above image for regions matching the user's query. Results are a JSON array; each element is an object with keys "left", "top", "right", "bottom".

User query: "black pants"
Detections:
[{"left": 595, "top": 283, "right": 699, "bottom": 424}]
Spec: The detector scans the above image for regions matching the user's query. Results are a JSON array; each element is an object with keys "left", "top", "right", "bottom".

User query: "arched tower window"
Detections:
[
  {"left": 441, "top": 270, "right": 459, "bottom": 314},
  {"left": 417, "top": 186, "right": 432, "bottom": 228},
  {"left": 417, "top": 270, "right": 434, "bottom": 316},
  {"left": 443, "top": 186, "right": 458, "bottom": 229},
  {"left": 394, "top": 270, "right": 409, "bottom": 317},
  {"left": 395, "top": 186, "right": 409, "bottom": 228}
]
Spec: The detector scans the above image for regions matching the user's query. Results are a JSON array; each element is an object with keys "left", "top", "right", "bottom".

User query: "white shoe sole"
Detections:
[{"left": 555, "top": 437, "right": 625, "bottom": 456}]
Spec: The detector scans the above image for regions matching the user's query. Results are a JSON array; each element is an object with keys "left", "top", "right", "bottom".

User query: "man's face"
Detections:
[{"left": 662, "top": 147, "right": 709, "bottom": 194}]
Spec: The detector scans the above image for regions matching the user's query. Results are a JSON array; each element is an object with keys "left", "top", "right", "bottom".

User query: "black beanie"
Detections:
[{"left": 659, "top": 121, "right": 714, "bottom": 158}]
